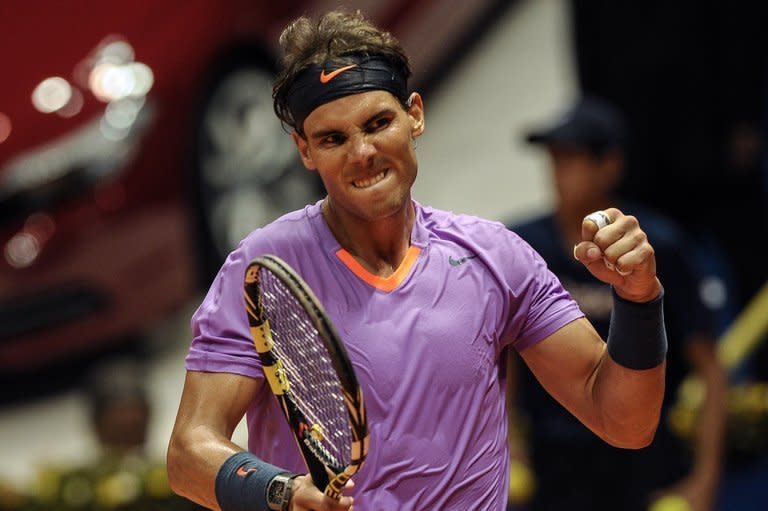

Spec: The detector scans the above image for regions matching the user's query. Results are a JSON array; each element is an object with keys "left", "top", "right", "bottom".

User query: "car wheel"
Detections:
[{"left": 192, "top": 53, "right": 323, "bottom": 284}]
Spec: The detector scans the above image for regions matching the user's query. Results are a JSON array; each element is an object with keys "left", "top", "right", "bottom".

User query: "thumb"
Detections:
[
  {"left": 573, "top": 241, "right": 622, "bottom": 286},
  {"left": 573, "top": 241, "right": 602, "bottom": 265}
]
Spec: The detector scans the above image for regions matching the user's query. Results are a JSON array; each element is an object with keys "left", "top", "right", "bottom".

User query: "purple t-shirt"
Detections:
[{"left": 186, "top": 200, "right": 583, "bottom": 510}]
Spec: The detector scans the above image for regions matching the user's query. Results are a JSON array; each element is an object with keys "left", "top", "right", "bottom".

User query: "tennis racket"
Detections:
[{"left": 243, "top": 254, "right": 368, "bottom": 499}]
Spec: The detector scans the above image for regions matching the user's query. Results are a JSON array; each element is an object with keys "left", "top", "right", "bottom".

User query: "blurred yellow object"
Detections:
[
  {"left": 717, "top": 280, "right": 768, "bottom": 371},
  {"left": 671, "top": 380, "right": 768, "bottom": 458},
  {"left": 34, "top": 466, "right": 63, "bottom": 503},
  {"left": 94, "top": 470, "right": 142, "bottom": 508},
  {"left": 675, "top": 280, "right": 768, "bottom": 412},
  {"left": 22, "top": 457, "right": 203, "bottom": 510},
  {"left": 145, "top": 464, "right": 173, "bottom": 498},
  {"left": 648, "top": 495, "right": 692, "bottom": 511},
  {"left": 508, "top": 459, "right": 536, "bottom": 504},
  {"left": 670, "top": 280, "right": 768, "bottom": 457}
]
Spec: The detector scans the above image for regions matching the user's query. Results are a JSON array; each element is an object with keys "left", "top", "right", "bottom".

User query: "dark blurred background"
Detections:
[{"left": 571, "top": 0, "right": 768, "bottom": 312}]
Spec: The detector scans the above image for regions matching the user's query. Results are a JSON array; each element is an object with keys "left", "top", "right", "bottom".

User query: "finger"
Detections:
[
  {"left": 615, "top": 244, "right": 655, "bottom": 275},
  {"left": 616, "top": 265, "right": 632, "bottom": 276},
  {"left": 591, "top": 222, "right": 627, "bottom": 253},
  {"left": 335, "top": 495, "right": 354, "bottom": 510},
  {"left": 576, "top": 208, "right": 635, "bottom": 277},
  {"left": 601, "top": 231, "right": 640, "bottom": 267},
  {"left": 584, "top": 209, "right": 612, "bottom": 229},
  {"left": 573, "top": 241, "right": 603, "bottom": 263},
  {"left": 581, "top": 255, "right": 625, "bottom": 286},
  {"left": 574, "top": 240, "right": 634, "bottom": 286},
  {"left": 581, "top": 208, "right": 624, "bottom": 240},
  {"left": 305, "top": 495, "right": 354, "bottom": 511},
  {"left": 581, "top": 210, "right": 613, "bottom": 241},
  {"left": 603, "top": 226, "right": 652, "bottom": 274},
  {"left": 322, "top": 493, "right": 354, "bottom": 510},
  {"left": 293, "top": 476, "right": 353, "bottom": 511},
  {"left": 574, "top": 241, "right": 617, "bottom": 278}
]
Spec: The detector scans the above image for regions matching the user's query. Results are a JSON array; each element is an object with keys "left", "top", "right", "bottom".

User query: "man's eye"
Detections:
[
  {"left": 322, "top": 134, "right": 345, "bottom": 145},
  {"left": 367, "top": 117, "right": 391, "bottom": 132}
]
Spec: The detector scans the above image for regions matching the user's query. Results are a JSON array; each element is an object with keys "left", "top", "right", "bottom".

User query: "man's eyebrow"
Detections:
[
  {"left": 309, "top": 128, "right": 342, "bottom": 140},
  {"left": 364, "top": 108, "right": 396, "bottom": 125},
  {"left": 308, "top": 108, "right": 396, "bottom": 140}
]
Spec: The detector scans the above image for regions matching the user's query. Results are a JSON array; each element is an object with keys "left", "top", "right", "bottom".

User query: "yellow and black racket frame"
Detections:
[{"left": 244, "top": 254, "right": 369, "bottom": 499}]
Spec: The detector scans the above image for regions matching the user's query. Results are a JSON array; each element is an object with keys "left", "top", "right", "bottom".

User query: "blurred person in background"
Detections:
[
  {"left": 568, "top": 0, "right": 768, "bottom": 314},
  {"left": 506, "top": 96, "right": 728, "bottom": 511},
  {"left": 709, "top": 72, "right": 768, "bottom": 510},
  {"left": 0, "top": 358, "right": 203, "bottom": 511}
]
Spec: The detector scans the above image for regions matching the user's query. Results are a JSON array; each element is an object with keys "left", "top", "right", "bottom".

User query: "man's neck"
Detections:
[{"left": 322, "top": 199, "right": 415, "bottom": 277}]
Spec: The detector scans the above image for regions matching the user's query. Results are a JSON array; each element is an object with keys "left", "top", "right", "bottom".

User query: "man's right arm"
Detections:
[{"left": 167, "top": 370, "right": 259, "bottom": 510}]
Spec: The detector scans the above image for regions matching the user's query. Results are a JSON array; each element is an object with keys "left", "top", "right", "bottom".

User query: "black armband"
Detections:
[
  {"left": 215, "top": 451, "right": 296, "bottom": 511},
  {"left": 607, "top": 287, "right": 668, "bottom": 370}
]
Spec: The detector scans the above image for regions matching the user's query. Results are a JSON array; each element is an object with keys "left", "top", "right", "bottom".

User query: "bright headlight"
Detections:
[{"left": 0, "top": 99, "right": 153, "bottom": 202}]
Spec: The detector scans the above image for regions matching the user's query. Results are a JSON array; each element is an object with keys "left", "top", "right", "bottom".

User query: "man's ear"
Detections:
[
  {"left": 291, "top": 131, "right": 316, "bottom": 170},
  {"left": 406, "top": 92, "right": 425, "bottom": 139}
]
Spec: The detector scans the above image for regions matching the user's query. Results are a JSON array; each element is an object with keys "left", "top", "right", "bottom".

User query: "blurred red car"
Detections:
[{"left": 0, "top": 0, "right": 506, "bottom": 372}]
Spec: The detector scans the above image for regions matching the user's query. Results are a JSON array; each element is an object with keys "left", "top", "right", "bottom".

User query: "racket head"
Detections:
[{"left": 244, "top": 254, "right": 368, "bottom": 498}]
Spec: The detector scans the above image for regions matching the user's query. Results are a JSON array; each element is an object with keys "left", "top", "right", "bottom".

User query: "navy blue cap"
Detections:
[{"left": 525, "top": 96, "right": 627, "bottom": 153}]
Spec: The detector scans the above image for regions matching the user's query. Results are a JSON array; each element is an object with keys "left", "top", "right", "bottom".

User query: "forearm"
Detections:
[
  {"left": 591, "top": 354, "right": 666, "bottom": 448},
  {"left": 167, "top": 371, "right": 261, "bottom": 510},
  {"left": 167, "top": 425, "right": 243, "bottom": 509},
  {"left": 590, "top": 286, "right": 667, "bottom": 448},
  {"left": 519, "top": 318, "right": 665, "bottom": 450}
]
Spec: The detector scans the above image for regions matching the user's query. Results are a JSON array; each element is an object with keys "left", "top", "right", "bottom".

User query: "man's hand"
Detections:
[
  {"left": 290, "top": 475, "right": 354, "bottom": 510},
  {"left": 573, "top": 207, "right": 662, "bottom": 303}
]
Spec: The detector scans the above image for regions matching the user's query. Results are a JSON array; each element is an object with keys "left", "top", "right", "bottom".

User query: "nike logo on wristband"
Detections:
[
  {"left": 236, "top": 466, "right": 258, "bottom": 477},
  {"left": 320, "top": 64, "right": 358, "bottom": 83}
]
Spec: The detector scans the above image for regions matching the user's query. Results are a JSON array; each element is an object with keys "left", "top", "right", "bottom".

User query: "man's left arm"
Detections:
[{"left": 519, "top": 208, "right": 668, "bottom": 448}]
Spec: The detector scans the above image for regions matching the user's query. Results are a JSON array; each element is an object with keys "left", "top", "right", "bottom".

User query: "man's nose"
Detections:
[{"left": 348, "top": 134, "right": 376, "bottom": 166}]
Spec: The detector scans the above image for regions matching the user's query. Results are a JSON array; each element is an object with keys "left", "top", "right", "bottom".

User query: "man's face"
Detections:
[
  {"left": 548, "top": 145, "right": 619, "bottom": 211},
  {"left": 292, "top": 90, "right": 424, "bottom": 223}
]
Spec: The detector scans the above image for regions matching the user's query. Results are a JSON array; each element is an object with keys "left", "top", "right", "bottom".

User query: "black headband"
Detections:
[{"left": 286, "top": 54, "right": 409, "bottom": 134}]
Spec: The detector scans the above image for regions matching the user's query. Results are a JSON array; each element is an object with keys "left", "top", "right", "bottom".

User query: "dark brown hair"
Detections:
[{"left": 273, "top": 9, "right": 412, "bottom": 131}]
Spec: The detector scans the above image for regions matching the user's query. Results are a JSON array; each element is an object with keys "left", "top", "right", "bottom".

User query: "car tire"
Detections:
[{"left": 190, "top": 49, "right": 323, "bottom": 286}]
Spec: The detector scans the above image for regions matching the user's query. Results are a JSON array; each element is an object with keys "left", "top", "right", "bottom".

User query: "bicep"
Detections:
[
  {"left": 518, "top": 317, "right": 666, "bottom": 447},
  {"left": 517, "top": 318, "right": 607, "bottom": 423},
  {"left": 173, "top": 370, "right": 260, "bottom": 438}
]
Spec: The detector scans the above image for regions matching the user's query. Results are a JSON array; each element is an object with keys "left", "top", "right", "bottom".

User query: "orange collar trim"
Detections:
[{"left": 335, "top": 246, "right": 421, "bottom": 292}]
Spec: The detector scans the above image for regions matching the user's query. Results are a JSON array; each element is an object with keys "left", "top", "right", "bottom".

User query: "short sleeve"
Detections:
[
  {"left": 486, "top": 226, "right": 583, "bottom": 351},
  {"left": 185, "top": 242, "right": 264, "bottom": 379}
]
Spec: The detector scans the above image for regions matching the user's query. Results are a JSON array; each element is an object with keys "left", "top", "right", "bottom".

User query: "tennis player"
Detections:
[{"left": 167, "top": 10, "right": 668, "bottom": 511}]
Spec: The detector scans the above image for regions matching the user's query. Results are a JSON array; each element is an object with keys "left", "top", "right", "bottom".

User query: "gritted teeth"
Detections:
[{"left": 353, "top": 169, "right": 387, "bottom": 189}]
